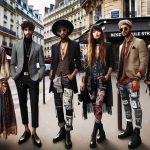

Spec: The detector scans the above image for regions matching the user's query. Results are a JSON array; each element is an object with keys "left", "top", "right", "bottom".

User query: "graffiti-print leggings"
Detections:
[
  {"left": 118, "top": 83, "right": 142, "bottom": 128},
  {"left": 87, "top": 78, "right": 107, "bottom": 123},
  {"left": 53, "top": 76, "right": 74, "bottom": 131}
]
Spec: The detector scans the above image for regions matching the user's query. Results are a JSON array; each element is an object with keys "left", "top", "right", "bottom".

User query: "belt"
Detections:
[{"left": 23, "top": 72, "right": 29, "bottom": 76}]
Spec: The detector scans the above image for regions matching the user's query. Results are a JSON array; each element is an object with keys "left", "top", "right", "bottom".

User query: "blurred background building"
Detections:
[{"left": 0, "top": 0, "right": 44, "bottom": 56}]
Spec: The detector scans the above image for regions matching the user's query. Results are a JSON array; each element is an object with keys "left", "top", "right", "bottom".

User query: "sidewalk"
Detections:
[{"left": 0, "top": 74, "right": 150, "bottom": 150}]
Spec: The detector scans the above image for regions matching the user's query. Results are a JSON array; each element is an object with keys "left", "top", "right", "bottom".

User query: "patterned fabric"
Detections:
[
  {"left": 56, "top": 47, "right": 70, "bottom": 76},
  {"left": 53, "top": 76, "right": 74, "bottom": 131},
  {"left": 118, "top": 83, "right": 142, "bottom": 128},
  {"left": 0, "top": 47, "right": 17, "bottom": 139}
]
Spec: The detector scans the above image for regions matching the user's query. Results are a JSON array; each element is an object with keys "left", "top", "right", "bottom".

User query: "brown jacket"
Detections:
[{"left": 117, "top": 36, "right": 147, "bottom": 80}]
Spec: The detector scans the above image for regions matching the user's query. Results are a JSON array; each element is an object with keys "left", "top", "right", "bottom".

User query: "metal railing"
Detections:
[
  {"left": 16, "top": 7, "right": 44, "bottom": 29},
  {"left": 0, "top": 0, "right": 16, "bottom": 13},
  {"left": 0, "top": 25, "right": 16, "bottom": 36},
  {"left": 34, "top": 31, "right": 44, "bottom": 38}
]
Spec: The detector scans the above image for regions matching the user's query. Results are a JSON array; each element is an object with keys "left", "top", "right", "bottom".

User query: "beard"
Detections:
[
  {"left": 61, "top": 35, "right": 69, "bottom": 42},
  {"left": 24, "top": 34, "right": 32, "bottom": 39},
  {"left": 125, "top": 31, "right": 131, "bottom": 38}
]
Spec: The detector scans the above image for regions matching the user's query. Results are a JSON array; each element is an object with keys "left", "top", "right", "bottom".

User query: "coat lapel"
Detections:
[
  {"left": 28, "top": 41, "right": 34, "bottom": 61},
  {"left": 55, "top": 42, "right": 60, "bottom": 65},
  {"left": 126, "top": 37, "right": 135, "bottom": 57},
  {"left": 67, "top": 40, "right": 73, "bottom": 64},
  {"left": 20, "top": 39, "right": 24, "bottom": 60}
]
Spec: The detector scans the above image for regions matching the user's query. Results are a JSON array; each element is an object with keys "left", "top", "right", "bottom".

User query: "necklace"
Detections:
[
  {"left": 60, "top": 42, "right": 68, "bottom": 59},
  {"left": 24, "top": 42, "right": 32, "bottom": 58}
]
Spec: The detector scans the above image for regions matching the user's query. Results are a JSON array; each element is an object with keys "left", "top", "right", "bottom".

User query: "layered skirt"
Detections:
[{"left": 0, "top": 81, "right": 17, "bottom": 139}]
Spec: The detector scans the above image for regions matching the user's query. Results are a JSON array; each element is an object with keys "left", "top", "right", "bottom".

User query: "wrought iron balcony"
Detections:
[
  {"left": 80, "top": 0, "right": 88, "bottom": 6},
  {"left": 44, "top": 8, "right": 80, "bottom": 26},
  {"left": 74, "top": 26, "right": 85, "bottom": 32},
  {"left": 0, "top": 25, "right": 16, "bottom": 36},
  {"left": 16, "top": 7, "right": 44, "bottom": 29},
  {"left": 0, "top": 0, "right": 16, "bottom": 13},
  {"left": 34, "top": 31, "right": 44, "bottom": 39},
  {"left": 44, "top": 36, "right": 58, "bottom": 42},
  {"left": 45, "top": 1, "right": 79, "bottom": 19}
]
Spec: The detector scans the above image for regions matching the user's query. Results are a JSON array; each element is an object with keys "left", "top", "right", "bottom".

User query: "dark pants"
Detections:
[{"left": 15, "top": 75, "right": 39, "bottom": 128}]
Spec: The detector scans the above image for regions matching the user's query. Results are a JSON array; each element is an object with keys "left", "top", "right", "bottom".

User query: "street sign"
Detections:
[{"left": 111, "top": 9, "right": 119, "bottom": 18}]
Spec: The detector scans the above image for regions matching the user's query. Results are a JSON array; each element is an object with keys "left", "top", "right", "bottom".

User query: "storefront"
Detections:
[{"left": 78, "top": 17, "right": 150, "bottom": 71}]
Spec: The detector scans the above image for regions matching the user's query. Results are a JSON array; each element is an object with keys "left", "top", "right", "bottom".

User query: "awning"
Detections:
[{"left": 77, "top": 17, "right": 150, "bottom": 43}]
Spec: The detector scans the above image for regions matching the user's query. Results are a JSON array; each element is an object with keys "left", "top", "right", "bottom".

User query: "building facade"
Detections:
[
  {"left": 43, "top": 0, "right": 88, "bottom": 58},
  {"left": 80, "top": 0, "right": 150, "bottom": 70},
  {"left": 0, "top": 0, "right": 44, "bottom": 56}
]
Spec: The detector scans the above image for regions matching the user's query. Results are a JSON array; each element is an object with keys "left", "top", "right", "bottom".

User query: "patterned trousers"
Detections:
[
  {"left": 53, "top": 76, "right": 74, "bottom": 131},
  {"left": 118, "top": 83, "right": 142, "bottom": 128}
]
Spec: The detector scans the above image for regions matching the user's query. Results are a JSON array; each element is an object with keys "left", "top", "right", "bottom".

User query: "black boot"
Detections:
[
  {"left": 53, "top": 127, "right": 66, "bottom": 143},
  {"left": 118, "top": 122, "right": 133, "bottom": 139},
  {"left": 65, "top": 131, "right": 72, "bottom": 149},
  {"left": 128, "top": 128, "right": 142, "bottom": 149},
  {"left": 90, "top": 122, "right": 99, "bottom": 148},
  {"left": 97, "top": 122, "right": 106, "bottom": 143}
]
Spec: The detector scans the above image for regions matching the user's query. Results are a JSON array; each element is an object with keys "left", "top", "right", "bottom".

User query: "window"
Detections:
[
  {"left": 135, "top": 0, "right": 141, "bottom": 16},
  {"left": 10, "top": 25, "right": 13, "bottom": 30},
  {"left": 147, "top": 0, "right": 150, "bottom": 15}
]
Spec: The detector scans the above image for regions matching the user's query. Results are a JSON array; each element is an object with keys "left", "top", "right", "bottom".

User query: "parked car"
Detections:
[{"left": 36, "top": 63, "right": 51, "bottom": 76}]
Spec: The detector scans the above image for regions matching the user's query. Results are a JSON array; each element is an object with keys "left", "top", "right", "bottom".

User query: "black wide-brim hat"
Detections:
[{"left": 52, "top": 19, "right": 74, "bottom": 36}]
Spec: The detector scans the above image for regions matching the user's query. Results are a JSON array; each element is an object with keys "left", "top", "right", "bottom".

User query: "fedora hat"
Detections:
[{"left": 52, "top": 19, "right": 74, "bottom": 36}]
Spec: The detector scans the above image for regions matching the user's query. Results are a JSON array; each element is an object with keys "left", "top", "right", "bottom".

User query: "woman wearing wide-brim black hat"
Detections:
[
  {"left": 52, "top": 19, "right": 74, "bottom": 36},
  {"left": 49, "top": 19, "right": 81, "bottom": 149}
]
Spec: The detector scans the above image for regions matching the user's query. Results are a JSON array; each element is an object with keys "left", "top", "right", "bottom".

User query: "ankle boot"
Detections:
[
  {"left": 97, "top": 122, "right": 106, "bottom": 143},
  {"left": 90, "top": 122, "right": 99, "bottom": 148},
  {"left": 53, "top": 127, "right": 66, "bottom": 143},
  {"left": 65, "top": 131, "right": 72, "bottom": 149},
  {"left": 118, "top": 121, "right": 133, "bottom": 139},
  {"left": 128, "top": 128, "right": 142, "bottom": 149}
]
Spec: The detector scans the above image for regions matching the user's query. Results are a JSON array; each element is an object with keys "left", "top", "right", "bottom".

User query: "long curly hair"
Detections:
[{"left": 88, "top": 24, "right": 106, "bottom": 66}]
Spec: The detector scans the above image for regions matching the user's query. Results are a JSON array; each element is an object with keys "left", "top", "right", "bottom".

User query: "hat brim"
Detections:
[{"left": 52, "top": 20, "right": 74, "bottom": 36}]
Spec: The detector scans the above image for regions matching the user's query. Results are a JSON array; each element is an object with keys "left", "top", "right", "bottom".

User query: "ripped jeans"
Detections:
[
  {"left": 53, "top": 76, "right": 74, "bottom": 131},
  {"left": 118, "top": 83, "right": 142, "bottom": 128}
]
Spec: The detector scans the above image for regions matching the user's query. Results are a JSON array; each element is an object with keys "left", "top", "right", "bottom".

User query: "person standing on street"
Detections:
[
  {"left": 49, "top": 19, "right": 81, "bottom": 149},
  {"left": 10, "top": 20, "right": 45, "bottom": 147},
  {"left": 80, "top": 24, "right": 113, "bottom": 148},
  {"left": 117, "top": 19, "right": 147, "bottom": 149}
]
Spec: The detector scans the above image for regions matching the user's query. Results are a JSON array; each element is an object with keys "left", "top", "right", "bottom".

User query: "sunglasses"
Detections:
[
  {"left": 120, "top": 27, "right": 128, "bottom": 32},
  {"left": 57, "top": 28, "right": 68, "bottom": 33}
]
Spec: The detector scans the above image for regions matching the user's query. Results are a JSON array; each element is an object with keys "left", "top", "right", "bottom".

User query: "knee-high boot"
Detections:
[
  {"left": 97, "top": 122, "right": 106, "bottom": 143},
  {"left": 53, "top": 126, "right": 66, "bottom": 143},
  {"left": 65, "top": 131, "right": 72, "bottom": 149},
  {"left": 90, "top": 122, "right": 99, "bottom": 148},
  {"left": 118, "top": 121, "right": 133, "bottom": 139},
  {"left": 128, "top": 128, "right": 142, "bottom": 149}
]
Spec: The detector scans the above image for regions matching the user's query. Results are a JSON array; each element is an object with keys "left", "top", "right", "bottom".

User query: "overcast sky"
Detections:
[{"left": 28, "top": 0, "right": 55, "bottom": 16}]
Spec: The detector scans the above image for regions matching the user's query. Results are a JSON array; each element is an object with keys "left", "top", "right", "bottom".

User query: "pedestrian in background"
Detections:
[
  {"left": 0, "top": 47, "right": 17, "bottom": 139},
  {"left": 10, "top": 20, "right": 45, "bottom": 147},
  {"left": 49, "top": 19, "right": 81, "bottom": 149},
  {"left": 117, "top": 19, "right": 147, "bottom": 149},
  {"left": 80, "top": 24, "right": 113, "bottom": 148}
]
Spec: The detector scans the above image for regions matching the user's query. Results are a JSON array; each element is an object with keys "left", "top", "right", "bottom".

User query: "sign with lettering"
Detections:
[
  {"left": 109, "top": 31, "right": 150, "bottom": 37},
  {"left": 110, "top": 9, "right": 119, "bottom": 18}
]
